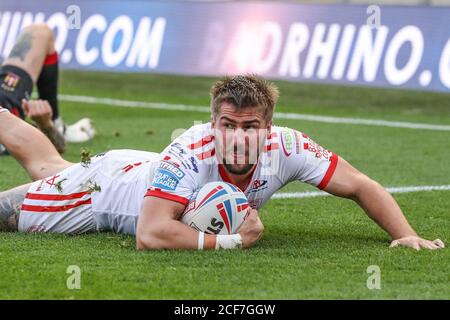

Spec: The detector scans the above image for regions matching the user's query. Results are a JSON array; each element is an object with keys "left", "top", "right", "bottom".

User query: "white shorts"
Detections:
[
  {"left": 18, "top": 153, "right": 106, "bottom": 234},
  {"left": 18, "top": 150, "right": 160, "bottom": 235}
]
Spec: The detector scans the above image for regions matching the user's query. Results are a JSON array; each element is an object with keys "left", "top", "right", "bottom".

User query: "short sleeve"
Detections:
[
  {"left": 145, "top": 142, "right": 201, "bottom": 206},
  {"left": 282, "top": 129, "right": 339, "bottom": 190}
]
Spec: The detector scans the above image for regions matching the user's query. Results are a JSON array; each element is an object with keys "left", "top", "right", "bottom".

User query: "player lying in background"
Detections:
[
  {"left": 0, "top": 75, "right": 445, "bottom": 251},
  {"left": 0, "top": 23, "right": 95, "bottom": 155}
]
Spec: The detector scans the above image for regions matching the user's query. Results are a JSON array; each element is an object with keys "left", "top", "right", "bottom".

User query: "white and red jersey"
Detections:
[
  {"left": 18, "top": 123, "right": 338, "bottom": 235},
  {"left": 146, "top": 123, "right": 338, "bottom": 209}
]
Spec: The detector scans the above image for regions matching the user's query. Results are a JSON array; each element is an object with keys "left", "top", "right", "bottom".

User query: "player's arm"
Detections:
[
  {"left": 323, "top": 157, "right": 445, "bottom": 250},
  {"left": 135, "top": 196, "right": 263, "bottom": 250},
  {"left": 22, "top": 99, "right": 65, "bottom": 153},
  {"left": 136, "top": 196, "right": 215, "bottom": 250},
  {"left": 0, "top": 106, "right": 71, "bottom": 180}
]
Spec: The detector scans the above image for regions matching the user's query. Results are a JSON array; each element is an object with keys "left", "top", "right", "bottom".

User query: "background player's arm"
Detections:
[
  {"left": 323, "top": 157, "right": 444, "bottom": 250},
  {"left": 22, "top": 99, "right": 65, "bottom": 153},
  {"left": 0, "top": 109, "right": 71, "bottom": 180}
]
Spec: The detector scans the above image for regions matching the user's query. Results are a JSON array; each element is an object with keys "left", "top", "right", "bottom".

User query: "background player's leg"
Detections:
[
  {"left": 2, "top": 23, "right": 95, "bottom": 144},
  {"left": 35, "top": 31, "right": 59, "bottom": 121},
  {"left": 2, "top": 23, "right": 53, "bottom": 83},
  {"left": 0, "top": 183, "right": 30, "bottom": 232},
  {"left": 0, "top": 23, "right": 66, "bottom": 153},
  {"left": 0, "top": 110, "right": 72, "bottom": 180}
]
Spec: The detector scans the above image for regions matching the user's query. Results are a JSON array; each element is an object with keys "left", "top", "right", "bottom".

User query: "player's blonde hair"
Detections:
[{"left": 210, "top": 74, "right": 279, "bottom": 123}]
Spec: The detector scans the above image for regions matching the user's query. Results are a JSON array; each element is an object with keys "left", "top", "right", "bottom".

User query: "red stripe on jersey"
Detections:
[
  {"left": 317, "top": 153, "right": 339, "bottom": 190},
  {"left": 145, "top": 189, "right": 189, "bottom": 206},
  {"left": 21, "top": 198, "right": 92, "bottom": 212},
  {"left": 44, "top": 52, "right": 58, "bottom": 65},
  {"left": 196, "top": 148, "right": 215, "bottom": 160},
  {"left": 264, "top": 143, "right": 279, "bottom": 152},
  {"left": 267, "top": 132, "right": 278, "bottom": 140},
  {"left": 25, "top": 191, "right": 90, "bottom": 201},
  {"left": 188, "top": 135, "right": 214, "bottom": 150}
]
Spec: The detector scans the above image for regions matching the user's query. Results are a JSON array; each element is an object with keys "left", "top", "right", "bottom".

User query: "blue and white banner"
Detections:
[{"left": 1, "top": 0, "right": 450, "bottom": 92}]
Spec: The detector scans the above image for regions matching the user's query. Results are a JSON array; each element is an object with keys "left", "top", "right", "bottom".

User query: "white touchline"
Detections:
[
  {"left": 58, "top": 94, "right": 450, "bottom": 132},
  {"left": 272, "top": 184, "right": 450, "bottom": 199}
]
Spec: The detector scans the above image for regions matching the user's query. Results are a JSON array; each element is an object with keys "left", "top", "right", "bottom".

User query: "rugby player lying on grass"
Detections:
[
  {"left": 0, "top": 75, "right": 445, "bottom": 251},
  {"left": 0, "top": 23, "right": 95, "bottom": 155}
]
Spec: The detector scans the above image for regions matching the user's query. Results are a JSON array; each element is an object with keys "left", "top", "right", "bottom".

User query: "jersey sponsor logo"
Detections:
[
  {"left": 167, "top": 148, "right": 199, "bottom": 173},
  {"left": 168, "top": 149, "right": 190, "bottom": 170},
  {"left": 280, "top": 129, "right": 294, "bottom": 157},
  {"left": 158, "top": 161, "right": 185, "bottom": 179},
  {"left": 170, "top": 142, "right": 187, "bottom": 155},
  {"left": 189, "top": 156, "right": 199, "bottom": 173},
  {"left": 152, "top": 161, "right": 186, "bottom": 191},
  {"left": 294, "top": 130, "right": 301, "bottom": 154},
  {"left": 1, "top": 72, "right": 20, "bottom": 92},
  {"left": 303, "top": 138, "right": 332, "bottom": 161},
  {"left": 152, "top": 169, "right": 181, "bottom": 191},
  {"left": 250, "top": 179, "right": 268, "bottom": 192}
]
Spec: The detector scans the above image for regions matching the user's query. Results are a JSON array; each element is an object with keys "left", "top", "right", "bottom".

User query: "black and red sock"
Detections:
[{"left": 37, "top": 52, "right": 59, "bottom": 120}]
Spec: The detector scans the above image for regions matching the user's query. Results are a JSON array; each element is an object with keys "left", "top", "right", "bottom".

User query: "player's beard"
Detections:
[
  {"left": 216, "top": 128, "right": 265, "bottom": 175},
  {"left": 222, "top": 161, "right": 254, "bottom": 175},
  {"left": 221, "top": 144, "right": 257, "bottom": 175}
]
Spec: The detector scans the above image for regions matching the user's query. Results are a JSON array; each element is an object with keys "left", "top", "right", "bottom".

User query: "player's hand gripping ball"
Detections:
[{"left": 181, "top": 182, "right": 250, "bottom": 235}]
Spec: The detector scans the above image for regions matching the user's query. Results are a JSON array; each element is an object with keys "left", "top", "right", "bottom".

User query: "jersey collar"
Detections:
[{"left": 218, "top": 162, "right": 258, "bottom": 193}]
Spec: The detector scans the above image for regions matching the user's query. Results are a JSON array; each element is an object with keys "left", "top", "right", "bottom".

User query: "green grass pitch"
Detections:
[{"left": 0, "top": 71, "right": 449, "bottom": 299}]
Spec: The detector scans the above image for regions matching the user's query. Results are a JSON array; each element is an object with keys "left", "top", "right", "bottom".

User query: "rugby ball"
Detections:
[{"left": 181, "top": 182, "right": 250, "bottom": 235}]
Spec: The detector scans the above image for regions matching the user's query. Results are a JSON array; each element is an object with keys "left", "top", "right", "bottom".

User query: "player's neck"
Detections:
[{"left": 218, "top": 164, "right": 257, "bottom": 192}]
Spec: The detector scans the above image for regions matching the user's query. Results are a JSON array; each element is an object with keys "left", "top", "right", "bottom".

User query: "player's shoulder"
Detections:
[
  {"left": 159, "top": 123, "right": 215, "bottom": 177},
  {"left": 273, "top": 125, "right": 337, "bottom": 168},
  {"left": 178, "top": 122, "right": 213, "bottom": 144},
  {"left": 268, "top": 125, "right": 304, "bottom": 157},
  {"left": 169, "top": 122, "right": 216, "bottom": 163}
]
